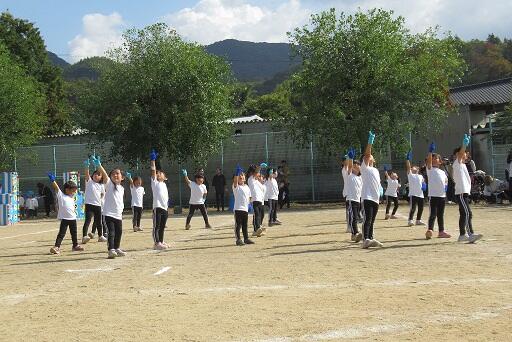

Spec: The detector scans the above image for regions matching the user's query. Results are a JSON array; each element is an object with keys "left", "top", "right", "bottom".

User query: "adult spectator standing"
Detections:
[
  {"left": 37, "top": 182, "right": 54, "bottom": 217},
  {"left": 212, "top": 168, "right": 226, "bottom": 211},
  {"left": 280, "top": 160, "right": 290, "bottom": 208}
]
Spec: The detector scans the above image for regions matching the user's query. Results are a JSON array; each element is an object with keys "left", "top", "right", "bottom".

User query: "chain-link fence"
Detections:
[{"left": 12, "top": 132, "right": 351, "bottom": 209}]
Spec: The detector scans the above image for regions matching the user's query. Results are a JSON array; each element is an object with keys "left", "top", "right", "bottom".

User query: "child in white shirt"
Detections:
[
  {"left": 345, "top": 148, "right": 363, "bottom": 243},
  {"left": 183, "top": 169, "right": 211, "bottom": 230},
  {"left": 49, "top": 173, "right": 84, "bottom": 255},
  {"left": 384, "top": 167, "right": 401, "bottom": 219},
  {"left": 128, "top": 174, "right": 145, "bottom": 232},
  {"left": 150, "top": 150, "right": 170, "bottom": 250},
  {"left": 82, "top": 157, "right": 106, "bottom": 243},
  {"left": 247, "top": 164, "right": 266, "bottom": 237},
  {"left": 233, "top": 166, "right": 254, "bottom": 246},
  {"left": 265, "top": 168, "right": 281, "bottom": 226},
  {"left": 406, "top": 151, "right": 426, "bottom": 226},
  {"left": 426, "top": 143, "right": 451, "bottom": 239}
]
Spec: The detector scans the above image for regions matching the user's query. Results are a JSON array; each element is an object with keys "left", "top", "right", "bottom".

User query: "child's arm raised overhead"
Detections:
[
  {"left": 233, "top": 165, "right": 243, "bottom": 189},
  {"left": 383, "top": 165, "right": 390, "bottom": 179},
  {"left": 84, "top": 157, "right": 91, "bottom": 181},
  {"left": 347, "top": 148, "right": 356, "bottom": 174},
  {"left": 150, "top": 149, "right": 158, "bottom": 180},
  {"left": 126, "top": 171, "right": 133, "bottom": 187},
  {"left": 456, "top": 134, "right": 471, "bottom": 163},
  {"left": 48, "top": 172, "right": 59, "bottom": 192},
  {"left": 427, "top": 142, "right": 435, "bottom": 170},
  {"left": 364, "top": 130, "right": 376, "bottom": 164},
  {"left": 405, "top": 151, "right": 412, "bottom": 174},
  {"left": 92, "top": 155, "right": 108, "bottom": 184},
  {"left": 182, "top": 169, "right": 191, "bottom": 187}
]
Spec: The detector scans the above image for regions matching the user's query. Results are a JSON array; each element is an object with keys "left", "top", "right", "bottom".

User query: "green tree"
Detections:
[
  {"left": 492, "top": 105, "right": 512, "bottom": 142},
  {"left": 278, "top": 8, "right": 465, "bottom": 153},
  {"left": 0, "top": 43, "right": 45, "bottom": 168},
  {"left": 78, "top": 23, "right": 233, "bottom": 165},
  {"left": 0, "top": 12, "right": 70, "bottom": 134},
  {"left": 460, "top": 39, "right": 512, "bottom": 84}
]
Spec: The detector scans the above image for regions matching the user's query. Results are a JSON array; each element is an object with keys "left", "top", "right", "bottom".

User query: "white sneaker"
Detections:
[
  {"left": 458, "top": 235, "right": 469, "bottom": 242},
  {"left": 416, "top": 220, "right": 426, "bottom": 226},
  {"left": 108, "top": 249, "right": 117, "bottom": 259},
  {"left": 468, "top": 233, "right": 483, "bottom": 243},
  {"left": 362, "top": 239, "right": 371, "bottom": 249},
  {"left": 82, "top": 236, "right": 91, "bottom": 244},
  {"left": 369, "top": 239, "right": 383, "bottom": 248},
  {"left": 115, "top": 249, "right": 126, "bottom": 257},
  {"left": 154, "top": 243, "right": 166, "bottom": 250},
  {"left": 407, "top": 220, "right": 414, "bottom": 226},
  {"left": 98, "top": 235, "right": 107, "bottom": 242}
]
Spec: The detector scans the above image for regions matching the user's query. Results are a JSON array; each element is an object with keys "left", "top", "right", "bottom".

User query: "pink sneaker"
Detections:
[
  {"left": 438, "top": 231, "right": 451, "bottom": 238},
  {"left": 72, "top": 245, "right": 84, "bottom": 251},
  {"left": 50, "top": 246, "right": 60, "bottom": 255},
  {"left": 425, "top": 230, "right": 433, "bottom": 240},
  {"left": 162, "top": 241, "right": 169, "bottom": 248},
  {"left": 154, "top": 243, "right": 166, "bottom": 250}
]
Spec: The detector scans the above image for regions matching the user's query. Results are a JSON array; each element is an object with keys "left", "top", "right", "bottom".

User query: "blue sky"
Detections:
[{"left": 2, "top": 0, "right": 511, "bottom": 63}]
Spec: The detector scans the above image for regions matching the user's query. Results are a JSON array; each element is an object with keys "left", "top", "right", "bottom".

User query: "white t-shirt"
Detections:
[
  {"left": 385, "top": 177, "right": 400, "bottom": 197},
  {"left": 427, "top": 167, "right": 447, "bottom": 198},
  {"left": 84, "top": 179, "right": 103, "bottom": 206},
  {"left": 265, "top": 178, "right": 279, "bottom": 200},
  {"left": 453, "top": 159, "right": 471, "bottom": 195},
  {"left": 19, "top": 196, "right": 25, "bottom": 207},
  {"left": 361, "top": 160, "right": 381, "bottom": 204},
  {"left": 26, "top": 198, "right": 38, "bottom": 210},
  {"left": 248, "top": 176, "right": 265, "bottom": 203},
  {"left": 189, "top": 182, "right": 207, "bottom": 205},
  {"left": 130, "top": 185, "right": 145, "bottom": 208},
  {"left": 408, "top": 173, "right": 424, "bottom": 198},
  {"left": 56, "top": 189, "right": 76, "bottom": 220},
  {"left": 233, "top": 184, "right": 251, "bottom": 212},
  {"left": 151, "top": 178, "right": 169, "bottom": 210},
  {"left": 346, "top": 173, "right": 362, "bottom": 203},
  {"left": 342, "top": 167, "right": 349, "bottom": 197},
  {"left": 103, "top": 179, "right": 125, "bottom": 220}
]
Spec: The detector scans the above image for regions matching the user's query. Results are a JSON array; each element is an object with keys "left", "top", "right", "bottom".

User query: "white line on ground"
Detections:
[
  {"left": 0, "top": 229, "right": 57, "bottom": 240},
  {"left": 16, "top": 240, "right": 37, "bottom": 246},
  {"left": 154, "top": 266, "right": 171, "bottom": 275},
  {"left": 65, "top": 267, "right": 113, "bottom": 273}
]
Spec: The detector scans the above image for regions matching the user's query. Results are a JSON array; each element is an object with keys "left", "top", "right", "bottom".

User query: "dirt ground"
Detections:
[{"left": 0, "top": 202, "right": 511, "bottom": 341}]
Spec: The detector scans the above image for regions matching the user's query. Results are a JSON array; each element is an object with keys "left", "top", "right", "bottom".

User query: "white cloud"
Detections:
[
  {"left": 163, "top": 0, "right": 310, "bottom": 44},
  {"left": 68, "top": 12, "right": 125, "bottom": 63}
]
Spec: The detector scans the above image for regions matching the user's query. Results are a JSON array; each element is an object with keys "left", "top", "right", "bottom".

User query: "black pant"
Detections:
[
  {"left": 252, "top": 201, "right": 264, "bottom": 231},
  {"left": 55, "top": 219, "right": 78, "bottom": 248},
  {"left": 83, "top": 204, "right": 102, "bottom": 237},
  {"left": 408, "top": 196, "right": 424, "bottom": 221},
  {"left": 215, "top": 190, "right": 225, "bottom": 211},
  {"left": 385, "top": 196, "right": 398, "bottom": 215},
  {"left": 235, "top": 210, "right": 249, "bottom": 241},
  {"left": 347, "top": 200, "right": 360, "bottom": 234},
  {"left": 153, "top": 208, "right": 168, "bottom": 244},
  {"left": 457, "top": 194, "right": 473, "bottom": 236},
  {"left": 186, "top": 204, "right": 209, "bottom": 225},
  {"left": 428, "top": 197, "right": 446, "bottom": 231},
  {"left": 362, "top": 200, "right": 378, "bottom": 240},
  {"left": 267, "top": 199, "right": 278, "bottom": 223},
  {"left": 105, "top": 216, "right": 122, "bottom": 250},
  {"left": 132, "top": 206, "right": 142, "bottom": 228}
]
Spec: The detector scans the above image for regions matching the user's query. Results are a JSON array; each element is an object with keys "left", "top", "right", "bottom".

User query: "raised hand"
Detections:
[
  {"left": 406, "top": 151, "right": 412, "bottom": 161},
  {"left": 383, "top": 165, "right": 390, "bottom": 172},
  {"left": 368, "top": 131, "right": 376, "bottom": 145},
  {"left": 83, "top": 158, "right": 90, "bottom": 167},
  {"left": 429, "top": 142, "right": 436, "bottom": 153},
  {"left": 181, "top": 169, "right": 188, "bottom": 177},
  {"left": 150, "top": 149, "right": 159, "bottom": 161},
  {"left": 347, "top": 148, "right": 356, "bottom": 160},
  {"left": 235, "top": 164, "right": 243, "bottom": 176},
  {"left": 47, "top": 172, "right": 56, "bottom": 182},
  {"left": 125, "top": 171, "right": 132, "bottom": 180},
  {"left": 91, "top": 154, "right": 101, "bottom": 167},
  {"left": 260, "top": 162, "right": 268, "bottom": 169},
  {"left": 463, "top": 134, "right": 471, "bottom": 147}
]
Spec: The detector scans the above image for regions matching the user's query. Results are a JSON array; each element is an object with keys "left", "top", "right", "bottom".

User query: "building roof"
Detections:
[
  {"left": 226, "top": 115, "right": 268, "bottom": 124},
  {"left": 44, "top": 128, "right": 90, "bottom": 139},
  {"left": 449, "top": 77, "right": 512, "bottom": 106}
]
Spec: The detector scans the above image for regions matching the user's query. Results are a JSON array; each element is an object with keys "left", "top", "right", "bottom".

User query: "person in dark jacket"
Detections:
[
  {"left": 37, "top": 182, "right": 54, "bottom": 217},
  {"left": 212, "top": 168, "right": 226, "bottom": 211}
]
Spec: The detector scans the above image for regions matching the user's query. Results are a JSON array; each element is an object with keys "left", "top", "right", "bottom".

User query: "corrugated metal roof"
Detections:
[
  {"left": 449, "top": 77, "right": 512, "bottom": 106},
  {"left": 44, "top": 128, "right": 90, "bottom": 139},
  {"left": 226, "top": 115, "right": 268, "bottom": 124}
]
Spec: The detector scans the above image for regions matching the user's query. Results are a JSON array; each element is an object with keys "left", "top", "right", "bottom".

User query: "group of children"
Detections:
[
  {"left": 342, "top": 131, "right": 483, "bottom": 248},
  {"left": 48, "top": 149, "right": 284, "bottom": 258}
]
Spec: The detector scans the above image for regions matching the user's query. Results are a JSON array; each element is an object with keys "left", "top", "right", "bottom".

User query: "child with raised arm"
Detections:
[
  {"left": 82, "top": 156, "right": 106, "bottom": 243},
  {"left": 265, "top": 168, "right": 281, "bottom": 226},
  {"left": 453, "top": 135, "right": 483, "bottom": 243},
  {"left": 247, "top": 164, "right": 265, "bottom": 237},
  {"left": 49, "top": 172, "right": 84, "bottom": 255},
  {"left": 92, "top": 155, "right": 127, "bottom": 259},
  {"left": 127, "top": 173, "right": 145, "bottom": 232},
  {"left": 233, "top": 165, "right": 254, "bottom": 246},
  {"left": 150, "top": 150, "right": 170, "bottom": 250},
  {"left": 183, "top": 169, "right": 212, "bottom": 230},
  {"left": 406, "top": 151, "right": 426, "bottom": 227},
  {"left": 384, "top": 166, "right": 401, "bottom": 219},
  {"left": 345, "top": 148, "right": 363, "bottom": 243},
  {"left": 361, "top": 131, "right": 383, "bottom": 248},
  {"left": 426, "top": 142, "right": 451, "bottom": 239},
  {"left": 341, "top": 155, "right": 351, "bottom": 232}
]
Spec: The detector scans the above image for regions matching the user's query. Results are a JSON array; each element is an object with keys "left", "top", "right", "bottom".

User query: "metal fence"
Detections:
[{"left": 12, "top": 132, "right": 351, "bottom": 209}]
